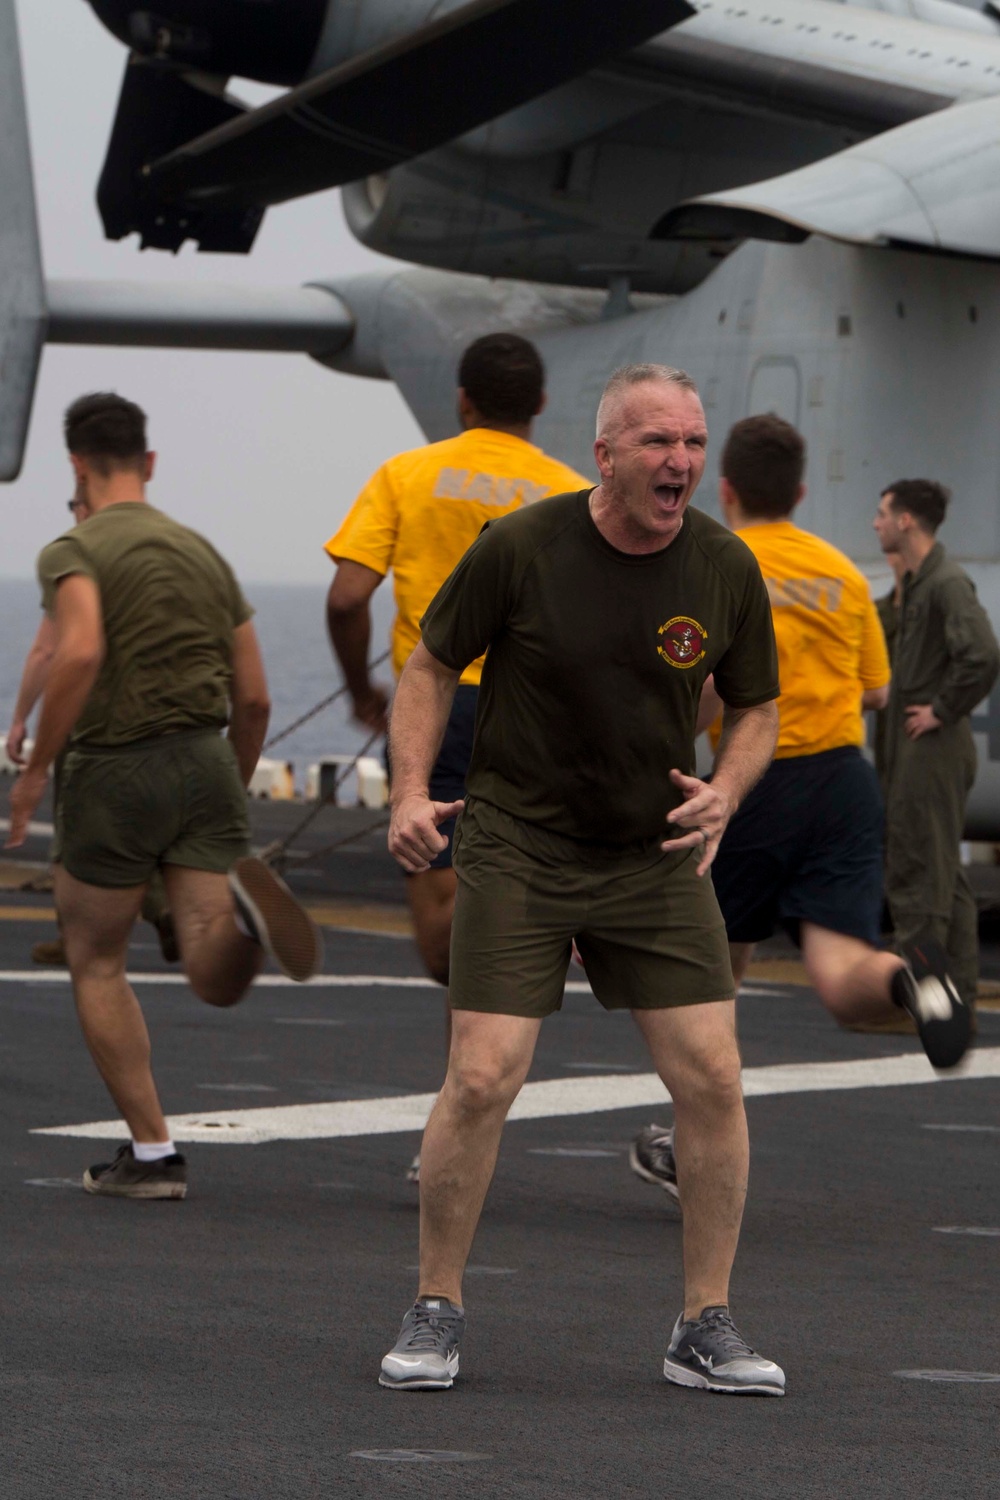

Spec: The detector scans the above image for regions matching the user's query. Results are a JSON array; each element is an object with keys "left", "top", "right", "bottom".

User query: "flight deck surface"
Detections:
[{"left": 0, "top": 874, "right": 997, "bottom": 1497}]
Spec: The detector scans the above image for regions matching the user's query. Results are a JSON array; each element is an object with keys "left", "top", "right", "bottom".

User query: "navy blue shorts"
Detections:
[
  {"left": 387, "top": 684, "right": 477, "bottom": 872},
  {"left": 710, "top": 746, "right": 884, "bottom": 946}
]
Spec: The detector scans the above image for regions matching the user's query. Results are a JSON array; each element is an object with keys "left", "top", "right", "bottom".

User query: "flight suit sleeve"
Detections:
[
  {"left": 420, "top": 521, "right": 518, "bottom": 673},
  {"left": 859, "top": 596, "right": 891, "bottom": 690},
  {"left": 711, "top": 553, "right": 780, "bottom": 708},
  {"left": 36, "top": 536, "right": 96, "bottom": 617},
  {"left": 323, "top": 464, "right": 399, "bottom": 576},
  {"left": 932, "top": 575, "right": 1000, "bottom": 724}
]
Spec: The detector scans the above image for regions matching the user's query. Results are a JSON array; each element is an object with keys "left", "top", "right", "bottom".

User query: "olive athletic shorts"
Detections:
[
  {"left": 449, "top": 798, "right": 734, "bottom": 1017},
  {"left": 55, "top": 728, "right": 250, "bottom": 889}
]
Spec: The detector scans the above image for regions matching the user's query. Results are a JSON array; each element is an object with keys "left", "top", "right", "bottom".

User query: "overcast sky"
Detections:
[{"left": 6, "top": 0, "right": 423, "bottom": 584}]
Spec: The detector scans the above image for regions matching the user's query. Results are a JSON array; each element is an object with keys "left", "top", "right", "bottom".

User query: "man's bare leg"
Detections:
[
  {"left": 163, "top": 865, "right": 262, "bottom": 1007},
  {"left": 418, "top": 1010, "right": 541, "bottom": 1305},
  {"left": 407, "top": 866, "right": 456, "bottom": 1058},
  {"left": 56, "top": 866, "right": 169, "bottom": 1143},
  {"left": 633, "top": 1000, "right": 746, "bottom": 1320},
  {"left": 799, "top": 923, "right": 904, "bottom": 1025}
]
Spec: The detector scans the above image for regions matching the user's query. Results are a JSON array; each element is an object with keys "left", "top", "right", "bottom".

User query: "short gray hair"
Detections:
[{"left": 596, "top": 363, "right": 699, "bottom": 438}]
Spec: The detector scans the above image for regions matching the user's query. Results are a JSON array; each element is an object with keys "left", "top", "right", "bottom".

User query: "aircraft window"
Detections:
[
  {"left": 970, "top": 306, "right": 978, "bottom": 323},
  {"left": 718, "top": 309, "right": 727, "bottom": 324},
  {"left": 896, "top": 302, "right": 905, "bottom": 319},
  {"left": 837, "top": 314, "right": 852, "bottom": 337}
]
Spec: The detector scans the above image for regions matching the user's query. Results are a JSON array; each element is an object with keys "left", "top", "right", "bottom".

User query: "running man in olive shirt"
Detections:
[
  {"left": 379, "top": 364, "right": 785, "bottom": 1397},
  {"left": 6, "top": 393, "right": 322, "bottom": 1200}
]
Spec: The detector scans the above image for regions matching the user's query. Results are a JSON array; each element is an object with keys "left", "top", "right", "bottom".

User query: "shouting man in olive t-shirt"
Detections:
[
  {"left": 379, "top": 364, "right": 786, "bottom": 1398},
  {"left": 325, "top": 333, "right": 588, "bottom": 1181},
  {"left": 6, "top": 393, "right": 322, "bottom": 1201}
]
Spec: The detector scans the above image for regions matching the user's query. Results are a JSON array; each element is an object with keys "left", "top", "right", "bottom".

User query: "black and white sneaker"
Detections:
[
  {"left": 893, "top": 935, "right": 971, "bottom": 1071},
  {"left": 629, "top": 1124, "right": 680, "bottom": 1208},
  {"left": 380, "top": 1297, "right": 465, "bottom": 1390},
  {"left": 664, "top": 1306, "right": 785, "bottom": 1396},
  {"left": 228, "top": 857, "right": 323, "bottom": 982}
]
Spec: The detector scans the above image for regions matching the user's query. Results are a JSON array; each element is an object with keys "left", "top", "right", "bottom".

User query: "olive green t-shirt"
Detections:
[
  {"left": 37, "top": 502, "right": 253, "bottom": 748},
  {"left": 421, "top": 491, "right": 779, "bottom": 845}
]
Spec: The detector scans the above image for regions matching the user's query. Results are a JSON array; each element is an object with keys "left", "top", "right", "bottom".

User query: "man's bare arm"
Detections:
[
  {"left": 6, "top": 576, "right": 104, "bottom": 848},
  {"left": 696, "top": 673, "right": 724, "bottom": 736},
  {"left": 5, "top": 616, "right": 58, "bottom": 764},
  {"left": 228, "top": 620, "right": 271, "bottom": 787},
  {"left": 862, "top": 685, "right": 889, "bottom": 711},
  {"left": 663, "top": 700, "right": 779, "bottom": 876},
  {"left": 326, "top": 559, "right": 390, "bottom": 732},
  {"left": 387, "top": 641, "right": 463, "bottom": 873}
]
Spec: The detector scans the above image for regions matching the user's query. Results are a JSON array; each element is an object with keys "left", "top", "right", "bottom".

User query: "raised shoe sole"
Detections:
[{"left": 229, "top": 857, "right": 323, "bottom": 982}]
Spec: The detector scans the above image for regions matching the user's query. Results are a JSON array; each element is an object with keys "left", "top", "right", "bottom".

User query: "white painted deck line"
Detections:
[
  {"left": 32, "top": 1048, "right": 1000, "bottom": 1145},
  {"left": 0, "top": 969, "right": 593, "bottom": 992}
]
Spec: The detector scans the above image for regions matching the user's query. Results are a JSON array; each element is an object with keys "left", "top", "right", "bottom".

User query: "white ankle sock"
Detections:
[{"left": 132, "top": 1139, "right": 176, "bottom": 1162}]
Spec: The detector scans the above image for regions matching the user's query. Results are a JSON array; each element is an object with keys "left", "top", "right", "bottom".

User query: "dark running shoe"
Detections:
[
  {"left": 228, "top": 857, "right": 323, "bottom": 982},
  {"left": 893, "top": 935, "right": 971, "bottom": 1071},
  {"left": 629, "top": 1123, "right": 680, "bottom": 1207},
  {"left": 83, "top": 1143, "right": 187, "bottom": 1200},
  {"left": 154, "top": 911, "right": 180, "bottom": 965},
  {"left": 380, "top": 1297, "right": 465, "bottom": 1390},
  {"left": 664, "top": 1306, "right": 785, "bottom": 1396}
]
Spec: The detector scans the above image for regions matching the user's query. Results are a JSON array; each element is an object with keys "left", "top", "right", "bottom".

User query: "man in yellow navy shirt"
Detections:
[
  {"left": 631, "top": 414, "right": 970, "bottom": 1202},
  {"left": 325, "top": 334, "right": 589, "bottom": 1168}
]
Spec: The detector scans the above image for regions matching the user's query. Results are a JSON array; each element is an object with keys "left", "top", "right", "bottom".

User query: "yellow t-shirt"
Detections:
[
  {"left": 714, "top": 520, "right": 889, "bottom": 758},
  {"left": 325, "top": 428, "right": 591, "bottom": 685}
]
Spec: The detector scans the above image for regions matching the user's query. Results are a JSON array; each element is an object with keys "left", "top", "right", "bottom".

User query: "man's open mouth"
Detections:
[{"left": 655, "top": 483, "right": 685, "bottom": 506}]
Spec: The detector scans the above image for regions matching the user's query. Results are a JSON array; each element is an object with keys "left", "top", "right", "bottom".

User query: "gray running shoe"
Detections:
[
  {"left": 405, "top": 1153, "right": 421, "bottom": 1185},
  {"left": 664, "top": 1306, "right": 785, "bottom": 1396},
  {"left": 894, "top": 935, "right": 970, "bottom": 1070},
  {"left": 629, "top": 1124, "right": 680, "bottom": 1207},
  {"left": 229, "top": 857, "right": 323, "bottom": 982},
  {"left": 380, "top": 1297, "right": 465, "bottom": 1390},
  {"left": 83, "top": 1143, "right": 187, "bottom": 1200}
]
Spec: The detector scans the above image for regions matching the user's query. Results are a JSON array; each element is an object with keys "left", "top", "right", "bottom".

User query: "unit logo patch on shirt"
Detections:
[{"left": 657, "top": 616, "right": 708, "bottom": 669}]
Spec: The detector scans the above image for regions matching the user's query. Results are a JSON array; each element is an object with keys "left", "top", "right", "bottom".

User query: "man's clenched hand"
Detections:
[{"left": 388, "top": 792, "right": 465, "bottom": 873}]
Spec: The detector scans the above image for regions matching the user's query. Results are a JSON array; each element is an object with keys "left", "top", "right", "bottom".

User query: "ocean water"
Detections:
[{"left": 0, "top": 577, "right": 397, "bottom": 789}]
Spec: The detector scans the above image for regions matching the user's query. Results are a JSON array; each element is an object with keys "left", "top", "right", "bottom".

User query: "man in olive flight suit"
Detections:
[{"left": 873, "top": 479, "right": 1000, "bottom": 1013}]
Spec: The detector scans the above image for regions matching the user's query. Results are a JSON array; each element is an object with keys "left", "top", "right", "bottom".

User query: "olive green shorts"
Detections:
[
  {"left": 450, "top": 798, "right": 734, "bottom": 1018},
  {"left": 55, "top": 729, "right": 250, "bottom": 889}
]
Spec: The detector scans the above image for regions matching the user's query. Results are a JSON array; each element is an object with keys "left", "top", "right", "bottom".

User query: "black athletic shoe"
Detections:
[
  {"left": 228, "top": 857, "right": 323, "bottom": 982},
  {"left": 893, "top": 935, "right": 971, "bottom": 1070},
  {"left": 154, "top": 911, "right": 180, "bottom": 965},
  {"left": 664, "top": 1306, "right": 785, "bottom": 1396},
  {"left": 380, "top": 1297, "right": 465, "bottom": 1390},
  {"left": 83, "top": 1143, "right": 187, "bottom": 1200},
  {"left": 629, "top": 1124, "right": 680, "bottom": 1207}
]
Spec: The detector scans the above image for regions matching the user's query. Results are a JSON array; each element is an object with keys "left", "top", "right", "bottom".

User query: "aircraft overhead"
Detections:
[{"left": 3, "top": 0, "right": 1000, "bottom": 826}]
